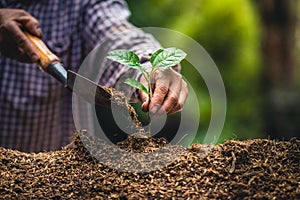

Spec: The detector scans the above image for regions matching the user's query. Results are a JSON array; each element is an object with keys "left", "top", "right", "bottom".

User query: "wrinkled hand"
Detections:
[
  {"left": 139, "top": 67, "right": 188, "bottom": 118},
  {"left": 0, "top": 8, "right": 42, "bottom": 63}
]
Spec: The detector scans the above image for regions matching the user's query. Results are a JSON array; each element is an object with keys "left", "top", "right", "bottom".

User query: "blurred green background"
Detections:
[{"left": 126, "top": 0, "right": 300, "bottom": 143}]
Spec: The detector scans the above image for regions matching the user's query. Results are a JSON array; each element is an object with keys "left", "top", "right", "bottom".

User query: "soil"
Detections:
[
  {"left": 0, "top": 130, "right": 299, "bottom": 199},
  {"left": 1, "top": 88, "right": 299, "bottom": 199},
  {"left": 103, "top": 86, "right": 142, "bottom": 128}
]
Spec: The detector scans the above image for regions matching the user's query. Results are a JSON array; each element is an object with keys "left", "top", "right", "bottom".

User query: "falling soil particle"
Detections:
[
  {"left": 103, "top": 86, "right": 142, "bottom": 128},
  {"left": 0, "top": 130, "right": 299, "bottom": 199}
]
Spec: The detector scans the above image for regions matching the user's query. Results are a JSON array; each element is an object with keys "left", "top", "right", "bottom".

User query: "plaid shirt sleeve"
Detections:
[
  {"left": 80, "top": 0, "right": 162, "bottom": 98},
  {"left": 0, "top": 0, "right": 162, "bottom": 152}
]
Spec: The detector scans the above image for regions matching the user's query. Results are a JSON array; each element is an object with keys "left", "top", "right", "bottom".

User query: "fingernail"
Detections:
[{"left": 141, "top": 103, "right": 149, "bottom": 112}]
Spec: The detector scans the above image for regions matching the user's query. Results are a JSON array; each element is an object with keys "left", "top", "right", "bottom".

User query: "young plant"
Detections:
[{"left": 107, "top": 47, "right": 187, "bottom": 101}]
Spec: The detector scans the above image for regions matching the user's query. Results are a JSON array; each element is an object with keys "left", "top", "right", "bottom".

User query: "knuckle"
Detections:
[
  {"left": 14, "top": 10, "right": 28, "bottom": 18},
  {"left": 164, "top": 96, "right": 178, "bottom": 113},
  {"left": 158, "top": 85, "right": 168, "bottom": 94},
  {"left": 165, "top": 107, "right": 172, "bottom": 113},
  {"left": 16, "top": 36, "right": 26, "bottom": 47},
  {"left": 151, "top": 97, "right": 161, "bottom": 105},
  {"left": 176, "top": 73, "right": 182, "bottom": 79},
  {"left": 171, "top": 70, "right": 182, "bottom": 78},
  {"left": 19, "top": 10, "right": 30, "bottom": 17},
  {"left": 169, "top": 96, "right": 178, "bottom": 104},
  {"left": 3, "top": 21, "right": 14, "bottom": 29},
  {"left": 18, "top": 9, "right": 27, "bottom": 15},
  {"left": 12, "top": 9, "right": 23, "bottom": 15}
]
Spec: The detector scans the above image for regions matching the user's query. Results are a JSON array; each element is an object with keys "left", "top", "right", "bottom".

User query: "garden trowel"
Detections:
[{"left": 25, "top": 32, "right": 112, "bottom": 108}]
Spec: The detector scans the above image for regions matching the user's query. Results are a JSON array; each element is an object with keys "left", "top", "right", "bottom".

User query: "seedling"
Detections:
[{"left": 107, "top": 48, "right": 187, "bottom": 101}]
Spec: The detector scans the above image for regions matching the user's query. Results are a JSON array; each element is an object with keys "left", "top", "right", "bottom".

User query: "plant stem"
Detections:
[
  {"left": 143, "top": 70, "right": 153, "bottom": 135},
  {"left": 141, "top": 70, "right": 151, "bottom": 99},
  {"left": 147, "top": 75, "right": 151, "bottom": 99}
]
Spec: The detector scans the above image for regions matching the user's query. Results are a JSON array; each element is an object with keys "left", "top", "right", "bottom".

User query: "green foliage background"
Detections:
[{"left": 126, "top": 0, "right": 264, "bottom": 143}]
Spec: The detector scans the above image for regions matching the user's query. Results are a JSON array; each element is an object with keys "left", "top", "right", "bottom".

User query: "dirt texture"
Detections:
[
  {"left": 0, "top": 130, "right": 299, "bottom": 199},
  {"left": 104, "top": 86, "right": 142, "bottom": 128}
]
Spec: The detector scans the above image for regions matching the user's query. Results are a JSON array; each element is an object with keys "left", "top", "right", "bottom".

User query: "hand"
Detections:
[
  {"left": 139, "top": 67, "right": 188, "bottom": 118},
  {"left": 0, "top": 9, "right": 42, "bottom": 63}
]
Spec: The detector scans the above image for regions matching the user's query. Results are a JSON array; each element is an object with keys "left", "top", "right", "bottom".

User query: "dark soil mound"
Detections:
[{"left": 0, "top": 131, "right": 299, "bottom": 199}]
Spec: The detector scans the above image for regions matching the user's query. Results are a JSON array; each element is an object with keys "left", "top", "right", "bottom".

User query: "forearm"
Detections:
[{"left": 81, "top": 0, "right": 184, "bottom": 106}]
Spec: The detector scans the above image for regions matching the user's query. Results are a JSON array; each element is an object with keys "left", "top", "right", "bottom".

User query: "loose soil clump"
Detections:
[
  {"left": 104, "top": 86, "right": 142, "bottom": 128},
  {"left": 0, "top": 130, "right": 299, "bottom": 199}
]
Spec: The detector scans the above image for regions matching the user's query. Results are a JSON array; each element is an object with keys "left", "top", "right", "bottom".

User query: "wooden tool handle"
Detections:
[{"left": 24, "top": 32, "right": 60, "bottom": 71}]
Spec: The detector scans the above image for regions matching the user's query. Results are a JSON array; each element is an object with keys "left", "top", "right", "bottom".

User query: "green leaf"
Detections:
[
  {"left": 107, "top": 50, "right": 142, "bottom": 70},
  {"left": 151, "top": 48, "right": 187, "bottom": 69},
  {"left": 150, "top": 49, "right": 164, "bottom": 65},
  {"left": 124, "top": 78, "right": 150, "bottom": 95}
]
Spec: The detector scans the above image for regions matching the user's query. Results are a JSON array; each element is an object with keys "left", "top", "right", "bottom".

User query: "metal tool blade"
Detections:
[{"left": 67, "top": 70, "right": 112, "bottom": 108}]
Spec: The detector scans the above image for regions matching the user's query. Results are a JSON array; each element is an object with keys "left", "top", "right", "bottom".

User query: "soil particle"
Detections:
[
  {"left": 0, "top": 131, "right": 299, "bottom": 199},
  {"left": 104, "top": 87, "right": 142, "bottom": 128}
]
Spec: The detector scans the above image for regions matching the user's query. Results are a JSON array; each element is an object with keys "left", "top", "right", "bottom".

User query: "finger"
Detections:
[
  {"left": 5, "top": 20, "right": 39, "bottom": 62},
  {"left": 169, "top": 82, "right": 188, "bottom": 114},
  {"left": 138, "top": 75, "right": 150, "bottom": 112},
  {"left": 149, "top": 78, "right": 170, "bottom": 114},
  {"left": 139, "top": 90, "right": 149, "bottom": 112},
  {"left": 15, "top": 48, "right": 33, "bottom": 63},
  {"left": 158, "top": 79, "right": 182, "bottom": 115},
  {"left": 169, "top": 93, "right": 187, "bottom": 115},
  {"left": 18, "top": 15, "right": 42, "bottom": 37},
  {"left": 169, "top": 103, "right": 182, "bottom": 115}
]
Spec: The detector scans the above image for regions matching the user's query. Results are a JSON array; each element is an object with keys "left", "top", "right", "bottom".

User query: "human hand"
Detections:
[
  {"left": 0, "top": 9, "right": 42, "bottom": 63},
  {"left": 139, "top": 67, "right": 188, "bottom": 118}
]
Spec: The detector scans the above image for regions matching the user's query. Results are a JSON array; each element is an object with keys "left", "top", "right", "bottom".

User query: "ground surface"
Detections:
[{"left": 0, "top": 131, "right": 299, "bottom": 199}]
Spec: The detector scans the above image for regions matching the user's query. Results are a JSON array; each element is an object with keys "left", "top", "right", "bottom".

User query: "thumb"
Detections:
[{"left": 139, "top": 90, "right": 149, "bottom": 112}]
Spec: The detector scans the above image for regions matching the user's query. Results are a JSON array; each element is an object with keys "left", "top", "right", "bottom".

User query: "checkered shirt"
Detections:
[{"left": 0, "top": 0, "right": 161, "bottom": 152}]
